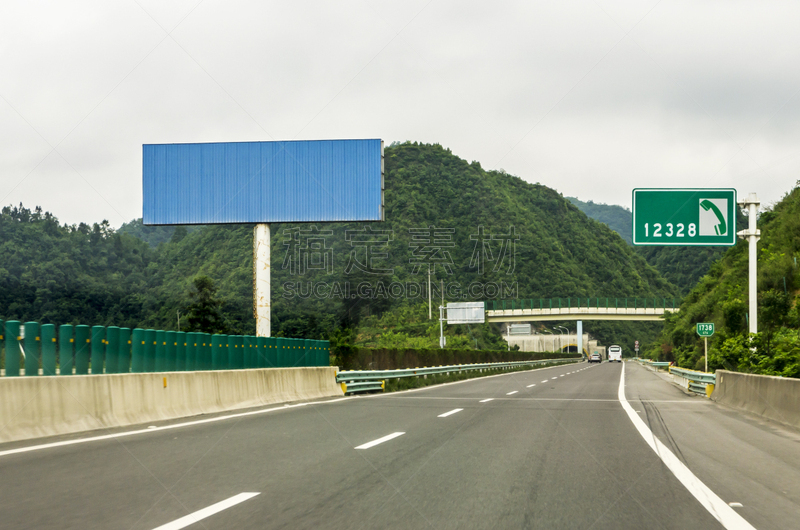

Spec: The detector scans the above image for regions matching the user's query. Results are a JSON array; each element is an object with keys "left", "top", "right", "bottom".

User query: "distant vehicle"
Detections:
[
  {"left": 608, "top": 345, "right": 622, "bottom": 362},
  {"left": 588, "top": 353, "right": 602, "bottom": 363}
]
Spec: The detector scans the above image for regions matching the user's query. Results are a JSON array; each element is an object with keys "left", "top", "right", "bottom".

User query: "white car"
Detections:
[
  {"left": 608, "top": 345, "right": 622, "bottom": 362},
  {"left": 588, "top": 353, "right": 602, "bottom": 363}
]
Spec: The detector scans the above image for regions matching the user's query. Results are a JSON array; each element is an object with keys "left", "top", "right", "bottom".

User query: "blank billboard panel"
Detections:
[
  {"left": 143, "top": 139, "right": 383, "bottom": 225},
  {"left": 446, "top": 302, "right": 486, "bottom": 324}
]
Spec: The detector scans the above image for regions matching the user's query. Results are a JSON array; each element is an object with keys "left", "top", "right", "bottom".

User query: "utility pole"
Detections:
[
  {"left": 177, "top": 310, "right": 180, "bottom": 331},
  {"left": 439, "top": 305, "right": 445, "bottom": 349},
  {"left": 428, "top": 267, "right": 432, "bottom": 320},
  {"left": 737, "top": 193, "right": 760, "bottom": 334}
]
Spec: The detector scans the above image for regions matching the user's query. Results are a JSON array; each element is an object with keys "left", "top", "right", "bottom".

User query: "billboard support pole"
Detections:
[
  {"left": 254, "top": 224, "right": 271, "bottom": 337},
  {"left": 439, "top": 305, "right": 445, "bottom": 349},
  {"left": 737, "top": 193, "right": 760, "bottom": 335}
]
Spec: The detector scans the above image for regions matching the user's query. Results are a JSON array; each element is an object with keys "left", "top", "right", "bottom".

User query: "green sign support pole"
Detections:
[
  {"left": 41, "top": 324, "right": 56, "bottom": 376},
  {"left": 24, "top": 322, "right": 40, "bottom": 376}
]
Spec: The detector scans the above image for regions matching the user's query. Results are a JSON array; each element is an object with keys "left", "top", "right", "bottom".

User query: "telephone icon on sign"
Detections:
[{"left": 700, "top": 199, "right": 727, "bottom": 236}]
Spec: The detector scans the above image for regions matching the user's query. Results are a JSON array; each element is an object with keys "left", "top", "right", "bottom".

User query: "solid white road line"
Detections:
[
  {"left": 438, "top": 408, "right": 464, "bottom": 418},
  {"left": 151, "top": 492, "right": 260, "bottom": 530},
  {"left": 618, "top": 364, "right": 755, "bottom": 529},
  {"left": 526, "top": 384, "right": 536, "bottom": 388},
  {"left": 355, "top": 432, "right": 405, "bottom": 449},
  {"left": 506, "top": 391, "right": 518, "bottom": 395},
  {"left": 479, "top": 398, "right": 494, "bottom": 403}
]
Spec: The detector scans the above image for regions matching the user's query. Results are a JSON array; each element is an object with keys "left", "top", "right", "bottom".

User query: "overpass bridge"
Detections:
[{"left": 485, "top": 297, "right": 679, "bottom": 322}]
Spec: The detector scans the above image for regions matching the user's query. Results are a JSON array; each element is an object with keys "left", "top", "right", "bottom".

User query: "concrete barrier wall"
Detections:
[
  {"left": 0, "top": 367, "right": 342, "bottom": 444},
  {"left": 713, "top": 370, "right": 800, "bottom": 430}
]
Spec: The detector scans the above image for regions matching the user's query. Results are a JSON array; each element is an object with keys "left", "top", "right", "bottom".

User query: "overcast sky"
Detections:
[{"left": 2, "top": 0, "right": 799, "bottom": 227}]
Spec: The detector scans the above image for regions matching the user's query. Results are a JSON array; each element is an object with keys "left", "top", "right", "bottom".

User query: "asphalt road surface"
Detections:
[{"left": 1, "top": 360, "right": 798, "bottom": 529}]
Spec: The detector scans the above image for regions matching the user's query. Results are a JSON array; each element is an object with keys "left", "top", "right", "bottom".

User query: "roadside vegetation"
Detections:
[
  {"left": 645, "top": 184, "right": 800, "bottom": 378},
  {"left": 0, "top": 142, "right": 674, "bottom": 355}
]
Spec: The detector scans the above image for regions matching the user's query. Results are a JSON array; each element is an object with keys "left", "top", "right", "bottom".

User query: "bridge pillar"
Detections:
[{"left": 577, "top": 321, "right": 583, "bottom": 356}]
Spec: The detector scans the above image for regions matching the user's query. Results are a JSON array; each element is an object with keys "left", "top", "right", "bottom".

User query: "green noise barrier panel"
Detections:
[
  {"left": 5, "top": 321, "right": 21, "bottom": 376},
  {"left": 24, "top": 322, "right": 40, "bottom": 376},
  {"left": 118, "top": 327, "right": 131, "bottom": 373},
  {"left": 277, "top": 337, "right": 288, "bottom": 367},
  {"left": 211, "top": 335, "right": 226, "bottom": 370},
  {"left": 268, "top": 337, "right": 279, "bottom": 368},
  {"left": 165, "top": 331, "right": 176, "bottom": 372},
  {"left": 155, "top": 330, "right": 167, "bottom": 372},
  {"left": 41, "top": 324, "right": 56, "bottom": 376},
  {"left": 203, "top": 333, "right": 213, "bottom": 370},
  {"left": 59, "top": 324, "right": 74, "bottom": 375},
  {"left": 105, "top": 326, "right": 119, "bottom": 374},
  {"left": 244, "top": 335, "right": 255, "bottom": 369},
  {"left": 0, "top": 317, "right": 328, "bottom": 375},
  {"left": 131, "top": 328, "right": 145, "bottom": 373},
  {"left": 74, "top": 325, "right": 90, "bottom": 375},
  {"left": 176, "top": 332, "right": 186, "bottom": 371},
  {"left": 144, "top": 329, "right": 157, "bottom": 372},
  {"left": 90, "top": 325, "right": 105, "bottom": 374}
]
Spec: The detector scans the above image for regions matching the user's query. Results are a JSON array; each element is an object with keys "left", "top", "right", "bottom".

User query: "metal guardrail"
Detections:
[
  {"left": 336, "top": 358, "right": 580, "bottom": 394},
  {"left": 669, "top": 366, "right": 716, "bottom": 396},
  {"left": 637, "top": 359, "right": 672, "bottom": 368}
]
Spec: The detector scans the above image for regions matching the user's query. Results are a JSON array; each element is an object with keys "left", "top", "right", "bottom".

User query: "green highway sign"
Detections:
[
  {"left": 696, "top": 323, "right": 715, "bottom": 337},
  {"left": 632, "top": 189, "right": 737, "bottom": 246}
]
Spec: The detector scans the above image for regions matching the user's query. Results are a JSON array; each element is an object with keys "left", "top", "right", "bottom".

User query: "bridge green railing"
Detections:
[
  {"left": 0, "top": 319, "right": 329, "bottom": 377},
  {"left": 485, "top": 297, "right": 680, "bottom": 311}
]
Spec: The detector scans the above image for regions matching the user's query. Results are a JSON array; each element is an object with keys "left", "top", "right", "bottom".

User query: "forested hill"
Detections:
[
  {"left": 567, "top": 195, "right": 727, "bottom": 294},
  {"left": 566, "top": 197, "right": 632, "bottom": 244},
  {"left": 0, "top": 142, "right": 676, "bottom": 347},
  {"left": 649, "top": 185, "right": 800, "bottom": 377}
]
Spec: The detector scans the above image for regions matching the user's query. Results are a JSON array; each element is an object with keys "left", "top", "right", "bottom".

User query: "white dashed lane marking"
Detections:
[
  {"left": 438, "top": 408, "right": 463, "bottom": 418},
  {"left": 151, "top": 492, "right": 260, "bottom": 530},
  {"left": 479, "top": 398, "right": 494, "bottom": 403},
  {"left": 355, "top": 432, "right": 405, "bottom": 450},
  {"left": 506, "top": 391, "right": 518, "bottom": 395}
]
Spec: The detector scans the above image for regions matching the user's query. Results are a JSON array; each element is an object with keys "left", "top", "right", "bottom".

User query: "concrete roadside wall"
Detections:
[
  {"left": 0, "top": 367, "right": 342, "bottom": 444},
  {"left": 713, "top": 370, "right": 800, "bottom": 430}
]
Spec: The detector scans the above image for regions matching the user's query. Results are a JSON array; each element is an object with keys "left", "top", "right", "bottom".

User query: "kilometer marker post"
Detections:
[{"left": 696, "top": 323, "right": 714, "bottom": 372}]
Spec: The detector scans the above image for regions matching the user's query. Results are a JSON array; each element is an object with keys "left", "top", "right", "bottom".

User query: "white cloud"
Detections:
[{"left": 1, "top": 0, "right": 798, "bottom": 225}]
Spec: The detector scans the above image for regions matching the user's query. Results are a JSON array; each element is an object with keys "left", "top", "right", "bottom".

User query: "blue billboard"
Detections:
[{"left": 143, "top": 139, "right": 383, "bottom": 225}]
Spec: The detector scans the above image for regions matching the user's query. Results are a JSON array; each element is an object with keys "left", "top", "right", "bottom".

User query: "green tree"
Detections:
[{"left": 185, "top": 276, "right": 226, "bottom": 334}]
